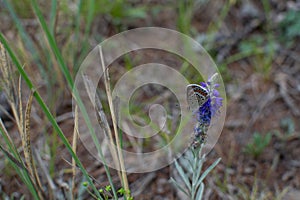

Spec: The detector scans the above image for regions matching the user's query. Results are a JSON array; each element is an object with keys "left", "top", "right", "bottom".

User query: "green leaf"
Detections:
[
  {"left": 197, "top": 158, "right": 221, "bottom": 186},
  {"left": 195, "top": 182, "right": 204, "bottom": 200},
  {"left": 174, "top": 159, "right": 192, "bottom": 191},
  {"left": 169, "top": 177, "right": 190, "bottom": 197}
]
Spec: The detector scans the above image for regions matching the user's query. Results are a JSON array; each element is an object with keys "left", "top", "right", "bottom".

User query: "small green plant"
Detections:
[
  {"left": 280, "top": 9, "right": 300, "bottom": 46},
  {"left": 236, "top": 34, "right": 277, "bottom": 78},
  {"left": 170, "top": 74, "right": 223, "bottom": 199},
  {"left": 98, "top": 185, "right": 113, "bottom": 200},
  {"left": 243, "top": 132, "right": 272, "bottom": 158},
  {"left": 222, "top": 0, "right": 276, "bottom": 80},
  {"left": 176, "top": 0, "right": 194, "bottom": 35},
  {"left": 170, "top": 146, "right": 221, "bottom": 199},
  {"left": 82, "top": 0, "right": 146, "bottom": 29},
  {"left": 117, "top": 188, "right": 133, "bottom": 200}
]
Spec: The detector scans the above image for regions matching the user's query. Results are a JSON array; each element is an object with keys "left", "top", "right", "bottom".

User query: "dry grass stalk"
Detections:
[
  {"left": 83, "top": 76, "right": 121, "bottom": 180},
  {"left": 99, "top": 46, "right": 130, "bottom": 195},
  {"left": 0, "top": 42, "right": 17, "bottom": 103},
  {"left": 0, "top": 117, "right": 16, "bottom": 153},
  {"left": 72, "top": 105, "right": 79, "bottom": 200},
  {"left": 0, "top": 42, "right": 44, "bottom": 199},
  {"left": 23, "top": 92, "right": 35, "bottom": 177},
  {"left": 24, "top": 92, "right": 44, "bottom": 195},
  {"left": 0, "top": 106, "right": 31, "bottom": 188},
  {"left": 95, "top": 90, "right": 121, "bottom": 168},
  {"left": 0, "top": 42, "right": 21, "bottom": 136},
  {"left": 18, "top": 75, "right": 24, "bottom": 133}
]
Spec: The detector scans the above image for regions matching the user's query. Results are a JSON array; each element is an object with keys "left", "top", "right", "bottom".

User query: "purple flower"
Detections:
[
  {"left": 196, "top": 98, "right": 212, "bottom": 126},
  {"left": 191, "top": 74, "right": 223, "bottom": 146},
  {"left": 195, "top": 78, "right": 223, "bottom": 127}
]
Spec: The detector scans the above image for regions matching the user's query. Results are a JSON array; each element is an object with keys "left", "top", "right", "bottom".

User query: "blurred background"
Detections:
[{"left": 0, "top": 0, "right": 299, "bottom": 199}]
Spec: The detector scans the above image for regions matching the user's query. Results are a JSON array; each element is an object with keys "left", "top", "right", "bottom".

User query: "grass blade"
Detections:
[
  {"left": 49, "top": 0, "right": 57, "bottom": 34},
  {"left": 0, "top": 144, "right": 27, "bottom": 172},
  {"left": 0, "top": 31, "right": 102, "bottom": 199},
  {"left": 74, "top": 0, "right": 95, "bottom": 73},
  {"left": 30, "top": 0, "right": 115, "bottom": 198},
  {"left": 2, "top": 0, "right": 47, "bottom": 79},
  {"left": 0, "top": 121, "right": 40, "bottom": 199}
]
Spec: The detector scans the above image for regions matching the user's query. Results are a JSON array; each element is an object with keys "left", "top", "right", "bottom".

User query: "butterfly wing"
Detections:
[
  {"left": 186, "top": 84, "right": 209, "bottom": 111},
  {"left": 207, "top": 73, "right": 219, "bottom": 94}
]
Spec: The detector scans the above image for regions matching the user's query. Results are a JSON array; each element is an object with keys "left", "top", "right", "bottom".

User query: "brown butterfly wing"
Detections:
[{"left": 186, "top": 84, "right": 208, "bottom": 111}]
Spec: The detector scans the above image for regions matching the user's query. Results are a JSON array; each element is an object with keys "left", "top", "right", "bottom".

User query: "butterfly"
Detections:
[
  {"left": 186, "top": 73, "right": 220, "bottom": 112},
  {"left": 186, "top": 83, "right": 209, "bottom": 111}
]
